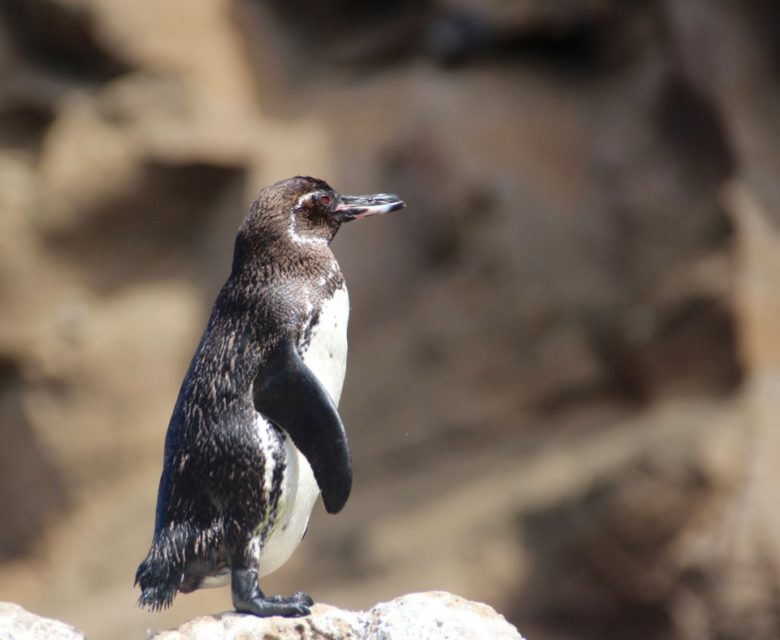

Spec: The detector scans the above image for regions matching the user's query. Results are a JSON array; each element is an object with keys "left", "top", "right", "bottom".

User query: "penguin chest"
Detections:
[
  {"left": 300, "top": 284, "right": 349, "bottom": 404},
  {"left": 254, "top": 285, "right": 349, "bottom": 576}
]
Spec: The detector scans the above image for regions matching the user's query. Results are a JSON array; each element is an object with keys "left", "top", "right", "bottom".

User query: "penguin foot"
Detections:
[
  {"left": 235, "top": 593, "right": 312, "bottom": 617},
  {"left": 232, "top": 569, "right": 312, "bottom": 617}
]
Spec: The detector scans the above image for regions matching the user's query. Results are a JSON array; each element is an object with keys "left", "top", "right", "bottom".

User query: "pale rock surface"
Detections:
[
  {"left": 152, "top": 592, "right": 524, "bottom": 640},
  {"left": 0, "top": 602, "right": 85, "bottom": 640}
]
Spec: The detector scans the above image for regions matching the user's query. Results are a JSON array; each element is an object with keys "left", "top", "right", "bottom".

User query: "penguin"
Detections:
[{"left": 135, "top": 176, "right": 405, "bottom": 617}]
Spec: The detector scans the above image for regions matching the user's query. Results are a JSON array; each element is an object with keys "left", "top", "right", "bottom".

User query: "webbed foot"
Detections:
[{"left": 232, "top": 569, "right": 312, "bottom": 617}]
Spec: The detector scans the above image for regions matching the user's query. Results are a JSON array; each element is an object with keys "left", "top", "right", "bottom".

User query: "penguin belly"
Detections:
[
  {"left": 255, "top": 283, "right": 350, "bottom": 576},
  {"left": 255, "top": 432, "right": 319, "bottom": 577}
]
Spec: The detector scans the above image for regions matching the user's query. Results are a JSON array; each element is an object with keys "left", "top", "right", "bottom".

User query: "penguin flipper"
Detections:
[{"left": 252, "top": 340, "right": 352, "bottom": 514}]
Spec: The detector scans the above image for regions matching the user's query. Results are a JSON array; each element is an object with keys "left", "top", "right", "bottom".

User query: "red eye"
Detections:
[{"left": 320, "top": 195, "right": 331, "bottom": 206}]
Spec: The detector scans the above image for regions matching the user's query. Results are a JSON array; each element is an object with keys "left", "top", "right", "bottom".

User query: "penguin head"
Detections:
[{"left": 241, "top": 176, "right": 405, "bottom": 250}]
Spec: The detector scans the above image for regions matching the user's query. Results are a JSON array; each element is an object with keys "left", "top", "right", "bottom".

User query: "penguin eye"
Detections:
[{"left": 319, "top": 195, "right": 331, "bottom": 206}]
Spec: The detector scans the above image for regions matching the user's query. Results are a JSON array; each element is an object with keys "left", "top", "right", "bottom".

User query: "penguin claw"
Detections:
[{"left": 293, "top": 591, "right": 314, "bottom": 607}]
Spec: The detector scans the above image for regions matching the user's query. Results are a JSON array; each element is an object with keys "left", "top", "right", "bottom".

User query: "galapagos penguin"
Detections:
[{"left": 135, "top": 176, "right": 405, "bottom": 617}]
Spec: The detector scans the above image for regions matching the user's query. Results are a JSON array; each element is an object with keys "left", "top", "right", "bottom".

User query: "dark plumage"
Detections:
[{"left": 135, "top": 176, "right": 404, "bottom": 617}]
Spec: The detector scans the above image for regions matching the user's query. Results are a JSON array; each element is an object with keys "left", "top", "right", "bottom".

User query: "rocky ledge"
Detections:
[
  {"left": 0, "top": 602, "right": 85, "bottom": 640},
  {"left": 1, "top": 592, "right": 524, "bottom": 640}
]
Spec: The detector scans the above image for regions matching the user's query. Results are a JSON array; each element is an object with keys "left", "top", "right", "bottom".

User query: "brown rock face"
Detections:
[{"left": 0, "top": 1, "right": 779, "bottom": 640}]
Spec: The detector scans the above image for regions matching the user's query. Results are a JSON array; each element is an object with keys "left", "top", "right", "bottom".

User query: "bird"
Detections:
[{"left": 135, "top": 176, "right": 405, "bottom": 617}]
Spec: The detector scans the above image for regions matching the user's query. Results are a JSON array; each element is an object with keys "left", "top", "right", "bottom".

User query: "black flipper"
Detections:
[{"left": 252, "top": 340, "right": 352, "bottom": 513}]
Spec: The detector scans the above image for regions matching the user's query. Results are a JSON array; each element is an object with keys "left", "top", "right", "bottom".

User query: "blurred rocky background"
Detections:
[{"left": 1, "top": 1, "right": 780, "bottom": 639}]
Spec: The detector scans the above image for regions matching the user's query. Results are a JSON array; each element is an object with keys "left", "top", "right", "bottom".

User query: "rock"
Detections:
[
  {"left": 365, "top": 592, "right": 523, "bottom": 640},
  {"left": 0, "top": 602, "right": 85, "bottom": 640},
  {"left": 0, "top": 594, "right": 524, "bottom": 640},
  {"left": 152, "top": 592, "right": 524, "bottom": 640}
]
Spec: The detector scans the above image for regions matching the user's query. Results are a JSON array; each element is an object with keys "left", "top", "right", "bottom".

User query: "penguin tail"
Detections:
[
  {"left": 135, "top": 576, "right": 176, "bottom": 612},
  {"left": 135, "top": 522, "right": 225, "bottom": 611},
  {"left": 135, "top": 523, "right": 195, "bottom": 611}
]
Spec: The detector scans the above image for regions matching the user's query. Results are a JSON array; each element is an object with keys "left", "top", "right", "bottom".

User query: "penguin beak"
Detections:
[{"left": 334, "top": 193, "right": 406, "bottom": 222}]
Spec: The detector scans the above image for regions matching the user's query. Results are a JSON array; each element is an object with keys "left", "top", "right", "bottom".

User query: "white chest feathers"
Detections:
[{"left": 300, "top": 284, "right": 349, "bottom": 404}]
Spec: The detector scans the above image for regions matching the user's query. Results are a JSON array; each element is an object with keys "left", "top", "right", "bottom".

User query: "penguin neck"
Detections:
[{"left": 231, "top": 232, "right": 341, "bottom": 283}]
